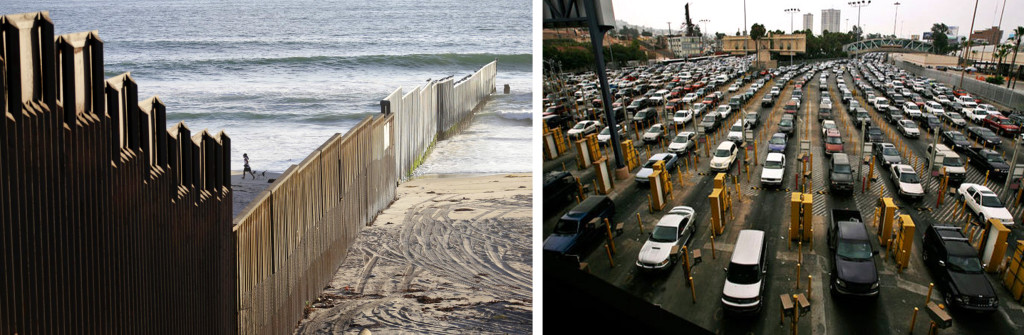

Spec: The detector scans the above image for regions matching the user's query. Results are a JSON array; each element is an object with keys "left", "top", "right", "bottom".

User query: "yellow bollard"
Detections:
[
  {"left": 910, "top": 307, "right": 919, "bottom": 334},
  {"left": 689, "top": 276, "right": 697, "bottom": 303},
  {"left": 746, "top": 165, "right": 750, "bottom": 183},
  {"left": 984, "top": 170, "right": 990, "bottom": 186},
  {"left": 807, "top": 275, "right": 813, "bottom": 300},
  {"left": 796, "top": 263, "right": 802, "bottom": 289},
  {"left": 710, "top": 234, "right": 717, "bottom": 259},
  {"left": 605, "top": 218, "right": 616, "bottom": 254},
  {"left": 926, "top": 282, "right": 934, "bottom": 304},
  {"left": 604, "top": 244, "right": 615, "bottom": 267},
  {"left": 648, "top": 194, "right": 653, "bottom": 213}
]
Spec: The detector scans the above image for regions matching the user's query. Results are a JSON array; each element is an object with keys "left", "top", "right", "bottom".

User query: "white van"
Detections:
[{"left": 722, "top": 229, "right": 768, "bottom": 313}]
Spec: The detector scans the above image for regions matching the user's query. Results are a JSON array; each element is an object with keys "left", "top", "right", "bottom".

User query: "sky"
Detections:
[{"left": 609, "top": 0, "right": 1024, "bottom": 42}]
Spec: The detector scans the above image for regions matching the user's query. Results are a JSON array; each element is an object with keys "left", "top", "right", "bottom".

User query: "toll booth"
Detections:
[
  {"left": 592, "top": 156, "right": 613, "bottom": 195},
  {"left": 622, "top": 139, "right": 639, "bottom": 170},
  {"left": 709, "top": 188, "right": 725, "bottom": 235},
  {"left": 790, "top": 193, "right": 802, "bottom": 240},
  {"left": 802, "top": 194, "right": 813, "bottom": 241},
  {"left": 713, "top": 173, "right": 731, "bottom": 212},
  {"left": 787, "top": 193, "right": 813, "bottom": 241},
  {"left": 876, "top": 198, "right": 897, "bottom": 247},
  {"left": 543, "top": 126, "right": 567, "bottom": 160},
  {"left": 891, "top": 214, "right": 915, "bottom": 270},
  {"left": 982, "top": 219, "right": 1010, "bottom": 273},
  {"left": 1003, "top": 241, "right": 1024, "bottom": 303},
  {"left": 648, "top": 161, "right": 671, "bottom": 212},
  {"left": 575, "top": 133, "right": 601, "bottom": 169}
]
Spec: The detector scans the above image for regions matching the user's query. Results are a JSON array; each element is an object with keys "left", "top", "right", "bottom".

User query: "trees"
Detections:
[
  {"left": 1008, "top": 26, "right": 1024, "bottom": 88},
  {"left": 850, "top": 25, "right": 863, "bottom": 41},
  {"left": 750, "top": 23, "right": 766, "bottom": 68},
  {"left": 930, "top": 23, "right": 953, "bottom": 55},
  {"left": 995, "top": 43, "right": 1012, "bottom": 76}
]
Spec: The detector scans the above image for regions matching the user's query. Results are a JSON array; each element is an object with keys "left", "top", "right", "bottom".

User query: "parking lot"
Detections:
[{"left": 543, "top": 55, "right": 1024, "bottom": 334}]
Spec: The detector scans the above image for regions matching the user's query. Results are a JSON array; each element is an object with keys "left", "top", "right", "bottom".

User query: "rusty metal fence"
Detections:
[
  {"left": 383, "top": 61, "right": 497, "bottom": 181},
  {"left": 1, "top": 12, "right": 235, "bottom": 335},
  {"left": 232, "top": 114, "right": 395, "bottom": 335},
  {"left": 3, "top": 10, "right": 493, "bottom": 335}
]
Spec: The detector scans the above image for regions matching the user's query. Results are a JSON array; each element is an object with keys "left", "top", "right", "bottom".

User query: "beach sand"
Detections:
[
  {"left": 292, "top": 173, "right": 533, "bottom": 334},
  {"left": 231, "top": 170, "right": 282, "bottom": 217}
]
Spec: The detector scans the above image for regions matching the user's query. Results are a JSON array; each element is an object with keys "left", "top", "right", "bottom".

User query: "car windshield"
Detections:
[
  {"left": 770, "top": 137, "right": 785, "bottom": 145},
  {"left": 868, "top": 129, "right": 882, "bottom": 136},
  {"left": 824, "top": 123, "right": 837, "bottom": 130},
  {"left": 675, "top": 112, "right": 688, "bottom": 118},
  {"left": 837, "top": 239, "right": 873, "bottom": 260},
  {"left": 985, "top": 153, "right": 1005, "bottom": 163},
  {"left": 950, "top": 133, "right": 966, "bottom": 141},
  {"left": 780, "top": 120, "right": 793, "bottom": 126},
  {"left": 553, "top": 220, "right": 579, "bottom": 235},
  {"left": 949, "top": 113, "right": 963, "bottom": 119},
  {"left": 731, "top": 125, "right": 743, "bottom": 131},
  {"left": 1002, "top": 119, "right": 1015, "bottom": 125},
  {"left": 833, "top": 164, "right": 852, "bottom": 173},
  {"left": 573, "top": 123, "right": 586, "bottom": 129},
  {"left": 765, "top": 159, "right": 784, "bottom": 169},
  {"left": 899, "top": 172, "right": 920, "bottom": 183},
  {"left": 635, "top": 111, "right": 646, "bottom": 117},
  {"left": 650, "top": 225, "right": 678, "bottom": 243},
  {"left": 648, "top": 125, "right": 661, "bottom": 132},
  {"left": 882, "top": 147, "right": 898, "bottom": 156},
  {"left": 980, "top": 194, "right": 1003, "bottom": 207},
  {"left": 715, "top": 149, "right": 732, "bottom": 157},
  {"left": 703, "top": 115, "right": 716, "bottom": 122},
  {"left": 726, "top": 263, "right": 760, "bottom": 285},
  {"left": 599, "top": 127, "right": 611, "bottom": 135},
  {"left": 826, "top": 136, "right": 842, "bottom": 144},
  {"left": 717, "top": 106, "right": 728, "bottom": 112},
  {"left": 902, "top": 121, "right": 917, "bottom": 129},
  {"left": 947, "top": 255, "right": 983, "bottom": 273},
  {"left": 943, "top": 157, "right": 964, "bottom": 167},
  {"left": 673, "top": 136, "right": 690, "bottom": 143}
]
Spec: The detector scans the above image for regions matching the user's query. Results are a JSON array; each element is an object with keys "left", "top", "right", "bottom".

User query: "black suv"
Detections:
[
  {"left": 543, "top": 171, "right": 580, "bottom": 217},
  {"left": 827, "top": 209, "right": 879, "bottom": 297},
  {"left": 922, "top": 226, "right": 998, "bottom": 313},
  {"left": 828, "top": 154, "right": 855, "bottom": 193}
]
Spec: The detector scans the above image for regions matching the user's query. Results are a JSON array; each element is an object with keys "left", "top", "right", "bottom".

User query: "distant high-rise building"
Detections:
[
  {"left": 970, "top": 26, "right": 1003, "bottom": 45},
  {"left": 821, "top": 9, "right": 840, "bottom": 33},
  {"left": 803, "top": 14, "right": 813, "bottom": 32}
]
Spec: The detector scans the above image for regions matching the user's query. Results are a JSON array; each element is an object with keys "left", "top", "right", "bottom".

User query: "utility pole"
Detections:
[
  {"left": 668, "top": 21, "right": 672, "bottom": 35},
  {"left": 959, "top": 0, "right": 980, "bottom": 89},
  {"left": 743, "top": 0, "right": 747, "bottom": 35},
  {"left": 700, "top": 19, "right": 710, "bottom": 54},
  {"left": 892, "top": 2, "right": 901, "bottom": 37},
  {"left": 848, "top": 1, "right": 872, "bottom": 40}
]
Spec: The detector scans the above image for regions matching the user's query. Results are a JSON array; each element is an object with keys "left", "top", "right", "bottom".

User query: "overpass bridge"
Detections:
[{"left": 843, "top": 38, "right": 933, "bottom": 55}]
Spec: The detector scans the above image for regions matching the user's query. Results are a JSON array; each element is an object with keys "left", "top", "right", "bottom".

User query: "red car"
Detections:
[
  {"left": 824, "top": 129, "right": 844, "bottom": 155},
  {"left": 984, "top": 114, "right": 1020, "bottom": 136}
]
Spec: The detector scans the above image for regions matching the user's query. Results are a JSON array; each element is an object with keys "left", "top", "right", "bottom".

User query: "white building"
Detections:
[
  {"left": 803, "top": 13, "right": 813, "bottom": 32},
  {"left": 667, "top": 35, "right": 703, "bottom": 58},
  {"left": 821, "top": 9, "right": 840, "bottom": 34}
]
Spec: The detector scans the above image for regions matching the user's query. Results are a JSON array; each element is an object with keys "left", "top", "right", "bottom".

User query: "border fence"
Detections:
[
  {"left": 382, "top": 61, "right": 497, "bottom": 181},
  {"left": 895, "top": 59, "right": 1024, "bottom": 111},
  {"left": 1, "top": 11, "right": 497, "bottom": 335}
]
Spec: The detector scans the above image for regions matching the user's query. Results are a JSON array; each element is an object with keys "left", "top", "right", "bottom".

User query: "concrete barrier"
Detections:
[{"left": 894, "top": 59, "right": 1024, "bottom": 110}]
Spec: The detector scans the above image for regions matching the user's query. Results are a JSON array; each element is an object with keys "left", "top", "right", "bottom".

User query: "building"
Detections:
[
  {"left": 970, "top": 26, "right": 1002, "bottom": 45},
  {"left": 803, "top": 13, "right": 813, "bottom": 32},
  {"left": 721, "top": 33, "right": 806, "bottom": 68},
  {"left": 821, "top": 9, "right": 840, "bottom": 33},
  {"left": 666, "top": 35, "right": 702, "bottom": 58}
]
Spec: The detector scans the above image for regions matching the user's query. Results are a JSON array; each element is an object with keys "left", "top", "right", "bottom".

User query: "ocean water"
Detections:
[{"left": 1, "top": 0, "right": 532, "bottom": 174}]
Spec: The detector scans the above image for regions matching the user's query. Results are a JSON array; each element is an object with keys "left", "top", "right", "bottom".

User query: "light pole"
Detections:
[
  {"left": 743, "top": 0, "right": 747, "bottom": 35},
  {"left": 959, "top": 0, "right": 980, "bottom": 89},
  {"left": 700, "top": 19, "right": 710, "bottom": 54},
  {"left": 845, "top": 19, "right": 849, "bottom": 33},
  {"left": 848, "top": 1, "right": 872, "bottom": 40},
  {"left": 785, "top": 8, "right": 801, "bottom": 34},
  {"left": 892, "top": 2, "right": 901, "bottom": 37}
]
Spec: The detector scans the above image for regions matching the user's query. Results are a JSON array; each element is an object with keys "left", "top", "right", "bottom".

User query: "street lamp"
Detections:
[
  {"left": 785, "top": 8, "right": 801, "bottom": 34},
  {"left": 892, "top": 2, "right": 901, "bottom": 37},
  {"left": 699, "top": 19, "right": 710, "bottom": 54},
  {"left": 848, "top": 1, "right": 872, "bottom": 40}
]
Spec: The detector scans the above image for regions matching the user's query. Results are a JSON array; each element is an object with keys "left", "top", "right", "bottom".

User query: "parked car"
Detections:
[
  {"left": 768, "top": 133, "right": 788, "bottom": 153},
  {"left": 636, "top": 206, "right": 697, "bottom": 271},
  {"left": 943, "top": 111, "right": 967, "bottom": 127},
  {"left": 963, "top": 148, "right": 1010, "bottom": 181},
  {"left": 926, "top": 144, "right": 967, "bottom": 185},
  {"left": 543, "top": 171, "right": 581, "bottom": 217},
  {"left": 889, "top": 164, "right": 924, "bottom": 201},
  {"left": 821, "top": 120, "right": 839, "bottom": 138},
  {"left": 957, "top": 183, "right": 1014, "bottom": 227},
  {"left": 543, "top": 196, "right": 616, "bottom": 258},
  {"left": 761, "top": 95, "right": 775, "bottom": 107},
  {"left": 874, "top": 143, "right": 902, "bottom": 168},
  {"left": 828, "top": 153, "right": 855, "bottom": 193},
  {"left": 884, "top": 106, "right": 904, "bottom": 124},
  {"left": 668, "top": 132, "right": 697, "bottom": 155},
  {"left": 632, "top": 107, "right": 658, "bottom": 126},
  {"left": 744, "top": 112, "right": 760, "bottom": 129},
  {"left": 902, "top": 102, "right": 922, "bottom": 119},
  {"left": 760, "top": 153, "right": 786, "bottom": 187},
  {"left": 983, "top": 114, "right": 1020, "bottom": 136},
  {"left": 635, "top": 153, "right": 679, "bottom": 184},
  {"left": 966, "top": 126, "right": 1002, "bottom": 147},
  {"left": 941, "top": 130, "right": 972, "bottom": 152},
  {"left": 567, "top": 120, "right": 602, "bottom": 140},
  {"left": 924, "top": 101, "right": 945, "bottom": 115},
  {"left": 922, "top": 225, "right": 999, "bottom": 312},
  {"left": 778, "top": 115, "right": 795, "bottom": 135},
  {"left": 864, "top": 126, "right": 885, "bottom": 143},
  {"left": 828, "top": 209, "right": 879, "bottom": 297},
  {"left": 716, "top": 105, "right": 733, "bottom": 119},
  {"left": 823, "top": 129, "right": 844, "bottom": 156},
  {"left": 709, "top": 141, "right": 739, "bottom": 172},
  {"left": 896, "top": 119, "right": 920, "bottom": 138},
  {"left": 700, "top": 113, "right": 721, "bottom": 132},
  {"left": 727, "top": 120, "right": 746, "bottom": 145},
  {"left": 920, "top": 114, "right": 942, "bottom": 133},
  {"left": 721, "top": 230, "right": 769, "bottom": 314},
  {"left": 596, "top": 124, "right": 626, "bottom": 145}
]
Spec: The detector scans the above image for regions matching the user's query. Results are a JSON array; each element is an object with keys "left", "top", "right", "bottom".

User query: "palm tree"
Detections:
[
  {"left": 995, "top": 44, "right": 1012, "bottom": 77},
  {"left": 1009, "top": 26, "right": 1024, "bottom": 88},
  {"left": 750, "top": 23, "right": 766, "bottom": 69}
]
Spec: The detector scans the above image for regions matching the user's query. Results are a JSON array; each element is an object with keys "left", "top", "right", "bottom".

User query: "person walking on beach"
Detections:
[{"left": 243, "top": 153, "right": 256, "bottom": 179}]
